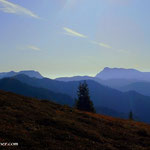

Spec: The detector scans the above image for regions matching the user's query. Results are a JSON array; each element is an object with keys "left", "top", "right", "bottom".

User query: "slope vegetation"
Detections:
[{"left": 0, "top": 90, "right": 150, "bottom": 150}]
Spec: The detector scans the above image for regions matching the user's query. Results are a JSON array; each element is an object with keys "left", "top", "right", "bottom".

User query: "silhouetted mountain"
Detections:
[
  {"left": 0, "top": 71, "right": 16, "bottom": 78},
  {"left": 120, "top": 82, "right": 150, "bottom": 96},
  {"left": 0, "top": 70, "right": 43, "bottom": 79},
  {"left": 0, "top": 78, "right": 73, "bottom": 106},
  {"left": 96, "top": 67, "right": 150, "bottom": 81},
  {"left": 12, "top": 74, "right": 150, "bottom": 123},
  {"left": 19, "top": 70, "right": 43, "bottom": 78},
  {"left": 55, "top": 68, "right": 149, "bottom": 89},
  {"left": 1, "top": 90, "right": 150, "bottom": 150}
]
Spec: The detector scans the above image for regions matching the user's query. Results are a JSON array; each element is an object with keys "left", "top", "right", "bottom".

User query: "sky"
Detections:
[{"left": 0, "top": 0, "right": 150, "bottom": 78}]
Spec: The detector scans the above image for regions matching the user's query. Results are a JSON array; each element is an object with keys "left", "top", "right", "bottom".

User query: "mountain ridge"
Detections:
[
  {"left": 55, "top": 67, "right": 150, "bottom": 89},
  {"left": 96, "top": 67, "right": 150, "bottom": 81},
  {"left": 0, "top": 70, "right": 43, "bottom": 79}
]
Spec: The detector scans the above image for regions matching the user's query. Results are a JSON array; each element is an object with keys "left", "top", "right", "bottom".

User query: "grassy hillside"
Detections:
[{"left": 0, "top": 90, "right": 150, "bottom": 150}]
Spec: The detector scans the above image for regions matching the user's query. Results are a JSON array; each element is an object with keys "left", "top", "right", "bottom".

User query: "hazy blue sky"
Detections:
[{"left": 0, "top": 0, "right": 150, "bottom": 78}]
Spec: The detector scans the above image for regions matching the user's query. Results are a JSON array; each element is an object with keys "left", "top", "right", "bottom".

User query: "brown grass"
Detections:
[{"left": 0, "top": 90, "right": 150, "bottom": 150}]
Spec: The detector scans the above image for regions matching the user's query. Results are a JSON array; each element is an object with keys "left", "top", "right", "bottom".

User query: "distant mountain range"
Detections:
[
  {"left": 1, "top": 67, "right": 150, "bottom": 82},
  {"left": 1, "top": 68, "right": 150, "bottom": 123},
  {"left": 0, "top": 70, "right": 43, "bottom": 79},
  {"left": 56, "top": 67, "right": 150, "bottom": 96},
  {"left": 1, "top": 74, "right": 149, "bottom": 123},
  {"left": 56, "top": 67, "right": 150, "bottom": 82}
]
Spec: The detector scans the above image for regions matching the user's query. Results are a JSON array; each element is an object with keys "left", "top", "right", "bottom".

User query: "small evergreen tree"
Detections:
[
  {"left": 75, "top": 81, "right": 95, "bottom": 113},
  {"left": 129, "top": 111, "right": 133, "bottom": 120}
]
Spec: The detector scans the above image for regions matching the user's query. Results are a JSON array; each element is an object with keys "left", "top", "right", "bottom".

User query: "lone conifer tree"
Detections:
[{"left": 75, "top": 81, "right": 95, "bottom": 113}]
